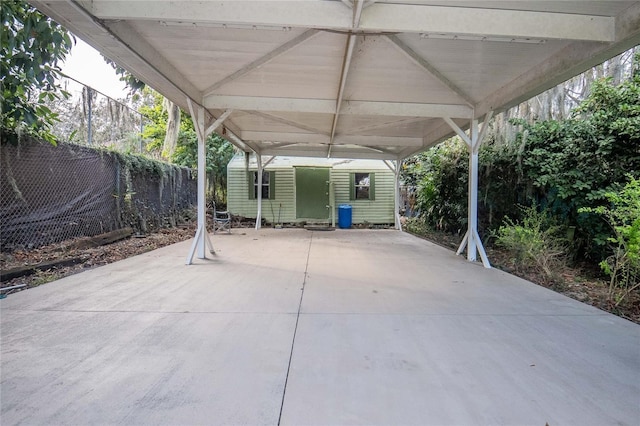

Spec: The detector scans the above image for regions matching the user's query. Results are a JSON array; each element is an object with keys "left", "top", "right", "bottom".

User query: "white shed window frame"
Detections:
[
  {"left": 350, "top": 172, "right": 375, "bottom": 201},
  {"left": 249, "top": 170, "right": 275, "bottom": 200}
]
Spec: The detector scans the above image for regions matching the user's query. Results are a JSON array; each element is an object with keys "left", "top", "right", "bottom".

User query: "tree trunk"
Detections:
[{"left": 162, "top": 98, "right": 180, "bottom": 159}]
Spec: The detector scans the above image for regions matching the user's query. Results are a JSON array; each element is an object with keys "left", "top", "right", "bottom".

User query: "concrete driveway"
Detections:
[{"left": 2, "top": 229, "right": 639, "bottom": 425}]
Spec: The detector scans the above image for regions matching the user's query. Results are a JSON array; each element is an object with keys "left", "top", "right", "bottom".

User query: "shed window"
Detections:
[
  {"left": 350, "top": 172, "right": 375, "bottom": 200},
  {"left": 249, "top": 171, "right": 275, "bottom": 199}
]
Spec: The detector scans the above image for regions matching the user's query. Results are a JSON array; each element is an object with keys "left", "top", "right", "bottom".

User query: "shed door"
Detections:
[{"left": 295, "top": 167, "right": 330, "bottom": 219}]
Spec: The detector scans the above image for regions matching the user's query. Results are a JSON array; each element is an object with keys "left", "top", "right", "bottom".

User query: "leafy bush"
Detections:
[
  {"left": 580, "top": 176, "right": 640, "bottom": 305},
  {"left": 413, "top": 139, "right": 469, "bottom": 233},
  {"left": 172, "top": 129, "right": 234, "bottom": 205},
  {"left": 404, "top": 55, "right": 639, "bottom": 262},
  {"left": 512, "top": 55, "right": 640, "bottom": 258},
  {"left": 403, "top": 217, "right": 430, "bottom": 236},
  {"left": 495, "top": 205, "right": 568, "bottom": 282}
]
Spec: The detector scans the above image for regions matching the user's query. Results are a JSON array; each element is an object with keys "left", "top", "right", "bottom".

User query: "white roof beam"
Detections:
[
  {"left": 103, "top": 21, "right": 203, "bottom": 100},
  {"left": 91, "top": 0, "right": 351, "bottom": 31},
  {"left": 420, "top": 118, "right": 468, "bottom": 151},
  {"left": 341, "top": 101, "right": 472, "bottom": 119},
  {"left": 334, "top": 135, "right": 422, "bottom": 147},
  {"left": 226, "top": 136, "right": 251, "bottom": 153},
  {"left": 397, "top": 145, "right": 426, "bottom": 160},
  {"left": 204, "top": 96, "right": 472, "bottom": 118},
  {"left": 227, "top": 132, "right": 261, "bottom": 155},
  {"left": 90, "top": 1, "right": 615, "bottom": 42},
  {"left": 384, "top": 35, "right": 475, "bottom": 106},
  {"left": 205, "top": 95, "right": 335, "bottom": 114},
  {"left": 352, "top": 0, "right": 364, "bottom": 26},
  {"left": 203, "top": 29, "right": 321, "bottom": 96},
  {"left": 241, "top": 131, "right": 329, "bottom": 144},
  {"left": 343, "top": 117, "right": 427, "bottom": 134},
  {"left": 239, "top": 131, "right": 422, "bottom": 147},
  {"left": 363, "top": 1, "right": 377, "bottom": 9},
  {"left": 260, "top": 147, "right": 330, "bottom": 158},
  {"left": 360, "top": 4, "right": 615, "bottom": 42},
  {"left": 474, "top": 2, "right": 640, "bottom": 118},
  {"left": 329, "top": 34, "right": 358, "bottom": 153},
  {"left": 205, "top": 109, "right": 233, "bottom": 137},
  {"left": 361, "top": 145, "right": 395, "bottom": 155},
  {"left": 260, "top": 147, "right": 397, "bottom": 161},
  {"left": 212, "top": 116, "right": 241, "bottom": 139},
  {"left": 263, "top": 142, "right": 302, "bottom": 150},
  {"left": 246, "top": 111, "right": 330, "bottom": 136},
  {"left": 328, "top": 148, "right": 397, "bottom": 160},
  {"left": 443, "top": 117, "right": 472, "bottom": 146},
  {"left": 328, "top": 0, "right": 363, "bottom": 156},
  {"left": 36, "top": 0, "right": 203, "bottom": 113},
  {"left": 341, "top": 0, "right": 353, "bottom": 8}
]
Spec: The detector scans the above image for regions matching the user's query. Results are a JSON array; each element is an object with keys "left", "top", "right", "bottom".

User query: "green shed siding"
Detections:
[
  {"left": 331, "top": 168, "right": 394, "bottom": 224},
  {"left": 228, "top": 167, "right": 297, "bottom": 223},
  {"left": 227, "top": 155, "right": 395, "bottom": 224}
]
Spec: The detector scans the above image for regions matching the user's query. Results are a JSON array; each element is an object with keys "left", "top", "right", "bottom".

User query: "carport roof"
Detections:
[{"left": 32, "top": 0, "right": 640, "bottom": 160}]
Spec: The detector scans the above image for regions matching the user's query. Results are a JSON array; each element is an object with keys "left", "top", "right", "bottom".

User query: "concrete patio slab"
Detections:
[{"left": 2, "top": 229, "right": 639, "bottom": 425}]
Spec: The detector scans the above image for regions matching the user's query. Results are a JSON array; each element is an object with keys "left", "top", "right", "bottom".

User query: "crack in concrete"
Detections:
[{"left": 278, "top": 231, "right": 313, "bottom": 425}]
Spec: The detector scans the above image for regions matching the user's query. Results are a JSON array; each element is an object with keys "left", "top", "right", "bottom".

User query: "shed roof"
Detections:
[{"left": 32, "top": 0, "right": 640, "bottom": 160}]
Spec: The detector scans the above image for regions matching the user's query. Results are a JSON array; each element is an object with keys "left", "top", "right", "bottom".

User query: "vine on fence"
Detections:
[{"left": 0, "top": 137, "right": 196, "bottom": 252}]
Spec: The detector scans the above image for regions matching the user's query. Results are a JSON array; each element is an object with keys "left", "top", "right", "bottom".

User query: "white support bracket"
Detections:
[
  {"left": 185, "top": 100, "right": 232, "bottom": 265},
  {"left": 255, "top": 153, "right": 263, "bottom": 230},
  {"left": 444, "top": 112, "right": 493, "bottom": 268}
]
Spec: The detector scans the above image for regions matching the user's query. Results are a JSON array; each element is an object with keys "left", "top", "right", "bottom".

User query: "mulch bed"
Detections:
[{"left": 1, "top": 225, "right": 197, "bottom": 295}]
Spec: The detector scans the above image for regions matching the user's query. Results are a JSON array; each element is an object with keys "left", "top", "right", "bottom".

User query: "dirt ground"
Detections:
[
  {"left": 1, "top": 224, "right": 638, "bottom": 325},
  {"left": 1, "top": 225, "right": 196, "bottom": 293}
]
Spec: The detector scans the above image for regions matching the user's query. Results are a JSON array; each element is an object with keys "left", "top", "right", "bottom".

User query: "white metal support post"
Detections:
[
  {"left": 185, "top": 99, "right": 232, "bottom": 265},
  {"left": 395, "top": 159, "right": 402, "bottom": 231},
  {"left": 383, "top": 159, "right": 403, "bottom": 231},
  {"left": 255, "top": 153, "right": 263, "bottom": 230},
  {"left": 254, "top": 154, "right": 276, "bottom": 230},
  {"left": 443, "top": 113, "right": 493, "bottom": 268}
]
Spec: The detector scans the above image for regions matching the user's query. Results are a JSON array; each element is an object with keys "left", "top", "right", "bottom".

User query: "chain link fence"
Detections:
[{"left": 1, "top": 137, "right": 196, "bottom": 252}]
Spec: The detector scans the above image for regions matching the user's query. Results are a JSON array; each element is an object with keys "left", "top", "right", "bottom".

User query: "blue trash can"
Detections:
[{"left": 338, "top": 204, "right": 352, "bottom": 229}]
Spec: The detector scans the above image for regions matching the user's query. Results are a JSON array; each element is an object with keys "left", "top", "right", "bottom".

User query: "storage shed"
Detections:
[{"left": 227, "top": 154, "right": 397, "bottom": 226}]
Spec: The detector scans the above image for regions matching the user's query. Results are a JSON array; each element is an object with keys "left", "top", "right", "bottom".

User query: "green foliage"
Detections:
[
  {"left": 580, "top": 177, "right": 640, "bottom": 305},
  {"left": 137, "top": 89, "right": 235, "bottom": 203},
  {"left": 405, "top": 55, "right": 639, "bottom": 263},
  {"left": 575, "top": 57, "right": 640, "bottom": 145},
  {"left": 138, "top": 88, "right": 168, "bottom": 152},
  {"left": 400, "top": 155, "right": 428, "bottom": 187},
  {"left": 1, "top": 0, "right": 74, "bottom": 144},
  {"left": 403, "top": 217, "right": 430, "bottom": 236},
  {"left": 172, "top": 128, "right": 235, "bottom": 204},
  {"left": 412, "top": 139, "right": 469, "bottom": 233},
  {"left": 495, "top": 205, "right": 568, "bottom": 281},
  {"left": 510, "top": 58, "right": 639, "bottom": 256},
  {"left": 103, "top": 57, "right": 146, "bottom": 93},
  {"left": 114, "top": 151, "right": 170, "bottom": 177},
  {"left": 478, "top": 136, "right": 533, "bottom": 229}
]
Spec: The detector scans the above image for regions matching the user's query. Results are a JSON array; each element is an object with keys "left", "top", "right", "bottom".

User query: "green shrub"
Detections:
[
  {"left": 402, "top": 56, "right": 639, "bottom": 261},
  {"left": 404, "top": 217, "right": 430, "bottom": 236},
  {"left": 495, "top": 205, "right": 568, "bottom": 281},
  {"left": 413, "top": 139, "right": 469, "bottom": 233},
  {"left": 580, "top": 176, "right": 640, "bottom": 305}
]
